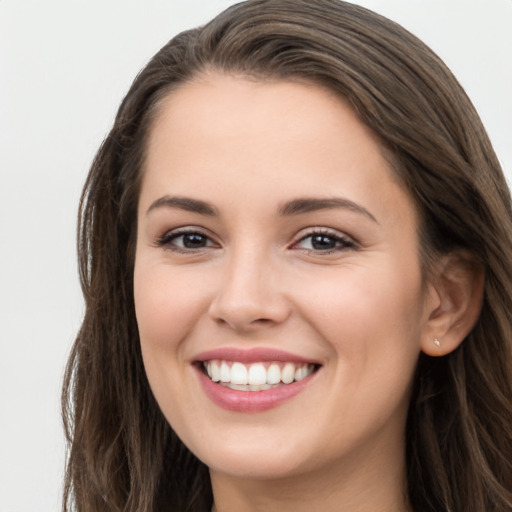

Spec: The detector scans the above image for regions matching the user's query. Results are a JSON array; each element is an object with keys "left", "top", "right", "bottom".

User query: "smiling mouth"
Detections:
[{"left": 201, "top": 360, "right": 319, "bottom": 391}]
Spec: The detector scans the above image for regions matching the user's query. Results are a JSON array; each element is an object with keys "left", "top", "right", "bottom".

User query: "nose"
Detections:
[{"left": 208, "top": 249, "right": 291, "bottom": 332}]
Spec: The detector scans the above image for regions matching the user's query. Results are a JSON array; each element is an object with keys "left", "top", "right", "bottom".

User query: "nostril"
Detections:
[{"left": 213, "top": 316, "right": 276, "bottom": 331}]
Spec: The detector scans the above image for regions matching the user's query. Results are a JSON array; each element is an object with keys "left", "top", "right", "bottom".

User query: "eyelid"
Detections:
[
  {"left": 154, "top": 226, "right": 220, "bottom": 251},
  {"left": 290, "top": 227, "right": 357, "bottom": 253}
]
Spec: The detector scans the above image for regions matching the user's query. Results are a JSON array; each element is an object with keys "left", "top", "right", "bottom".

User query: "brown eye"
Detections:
[
  {"left": 310, "top": 234, "right": 337, "bottom": 250},
  {"left": 180, "top": 233, "right": 209, "bottom": 248},
  {"left": 156, "top": 229, "right": 217, "bottom": 252},
  {"left": 294, "top": 230, "right": 356, "bottom": 253}
]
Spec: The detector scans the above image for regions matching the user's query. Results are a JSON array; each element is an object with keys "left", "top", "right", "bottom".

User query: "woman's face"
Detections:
[{"left": 134, "top": 74, "right": 438, "bottom": 481}]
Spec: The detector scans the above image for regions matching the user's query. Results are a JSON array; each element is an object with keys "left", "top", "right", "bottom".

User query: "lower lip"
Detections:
[{"left": 196, "top": 367, "right": 316, "bottom": 413}]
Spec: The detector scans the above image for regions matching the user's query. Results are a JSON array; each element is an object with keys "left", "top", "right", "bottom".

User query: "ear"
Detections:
[{"left": 421, "top": 251, "right": 484, "bottom": 357}]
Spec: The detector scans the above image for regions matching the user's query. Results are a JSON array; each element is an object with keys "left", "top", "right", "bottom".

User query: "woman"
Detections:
[{"left": 62, "top": 1, "right": 512, "bottom": 510}]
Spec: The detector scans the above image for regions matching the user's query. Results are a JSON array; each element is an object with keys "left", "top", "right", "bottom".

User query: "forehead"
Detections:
[
  {"left": 148, "top": 74, "right": 379, "bottom": 150},
  {"left": 140, "top": 73, "right": 416, "bottom": 227}
]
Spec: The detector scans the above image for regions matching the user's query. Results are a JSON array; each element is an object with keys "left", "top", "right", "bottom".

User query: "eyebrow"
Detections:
[
  {"left": 279, "top": 197, "right": 378, "bottom": 223},
  {"left": 147, "top": 196, "right": 217, "bottom": 216},
  {"left": 146, "top": 195, "right": 377, "bottom": 223}
]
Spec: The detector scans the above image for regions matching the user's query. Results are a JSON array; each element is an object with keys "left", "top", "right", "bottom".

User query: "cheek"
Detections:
[
  {"left": 134, "top": 262, "right": 209, "bottom": 355},
  {"left": 312, "top": 260, "right": 420, "bottom": 315},
  {"left": 298, "top": 262, "right": 424, "bottom": 429},
  {"left": 292, "top": 257, "right": 425, "bottom": 369},
  {"left": 133, "top": 262, "right": 212, "bottom": 430}
]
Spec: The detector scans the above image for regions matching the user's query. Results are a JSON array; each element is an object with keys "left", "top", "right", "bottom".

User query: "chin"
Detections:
[
  {"left": 205, "top": 449, "right": 313, "bottom": 481},
  {"left": 177, "top": 421, "right": 336, "bottom": 482}
]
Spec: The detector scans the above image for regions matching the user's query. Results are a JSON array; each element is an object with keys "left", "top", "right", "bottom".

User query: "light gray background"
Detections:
[{"left": 1, "top": 1, "right": 510, "bottom": 510}]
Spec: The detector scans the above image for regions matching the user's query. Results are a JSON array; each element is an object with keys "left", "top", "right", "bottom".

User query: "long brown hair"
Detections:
[{"left": 62, "top": 1, "right": 512, "bottom": 510}]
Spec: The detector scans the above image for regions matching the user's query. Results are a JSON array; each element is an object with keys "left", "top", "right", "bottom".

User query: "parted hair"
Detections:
[{"left": 62, "top": 1, "right": 512, "bottom": 510}]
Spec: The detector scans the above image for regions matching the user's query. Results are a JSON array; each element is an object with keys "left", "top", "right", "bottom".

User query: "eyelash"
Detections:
[
  {"left": 292, "top": 229, "right": 356, "bottom": 254},
  {"left": 154, "top": 228, "right": 357, "bottom": 255},
  {"left": 154, "top": 228, "right": 216, "bottom": 253}
]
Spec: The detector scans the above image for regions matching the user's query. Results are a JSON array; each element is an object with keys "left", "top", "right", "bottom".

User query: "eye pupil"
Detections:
[
  {"left": 311, "top": 234, "right": 336, "bottom": 250},
  {"left": 183, "top": 233, "right": 206, "bottom": 248}
]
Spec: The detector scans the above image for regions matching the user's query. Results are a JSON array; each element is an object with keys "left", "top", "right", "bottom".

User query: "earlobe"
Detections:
[{"left": 421, "top": 251, "right": 484, "bottom": 357}]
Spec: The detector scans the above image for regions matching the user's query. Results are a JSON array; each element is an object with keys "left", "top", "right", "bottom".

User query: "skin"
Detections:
[{"left": 133, "top": 74, "right": 474, "bottom": 512}]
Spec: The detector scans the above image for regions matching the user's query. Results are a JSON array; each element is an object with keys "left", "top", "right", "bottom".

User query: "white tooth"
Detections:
[
  {"left": 294, "top": 365, "right": 306, "bottom": 381},
  {"left": 210, "top": 361, "right": 220, "bottom": 382},
  {"left": 206, "top": 362, "right": 212, "bottom": 378},
  {"left": 282, "top": 363, "right": 295, "bottom": 384},
  {"left": 220, "top": 361, "right": 231, "bottom": 383},
  {"left": 267, "top": 363, "right": 281, "bottom": 385},
  {"left": 248, "top": 363, "right": 267, "bottom": 385},
  {"left": 231, "top": 362, "right": 248, "bottom": 385},
  {"left": 228, "top": 383, "right": 250, "bottom": 391},
  {"left": 249, "top": 383, "right": 274, "bottom": 391}
]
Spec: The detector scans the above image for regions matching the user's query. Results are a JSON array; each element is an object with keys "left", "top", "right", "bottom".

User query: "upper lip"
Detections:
[{"left": 193, "top": 347, "right": 322, "bottom": 365}]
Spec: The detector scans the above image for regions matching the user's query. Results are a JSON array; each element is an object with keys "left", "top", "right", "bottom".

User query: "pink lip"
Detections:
[
  {"left": 195, "top": 367, "right": 317, "bottom": 412},
  {"left": 193, "top": 348, "right": 321, "bottom": 412},
  {"left": 193, "top": 347, "right": 320, "bottom": 365}
]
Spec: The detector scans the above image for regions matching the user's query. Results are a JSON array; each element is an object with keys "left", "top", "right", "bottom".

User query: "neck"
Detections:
[{"left": 210, "top": 444, "right": 411, "bottom": 512}]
